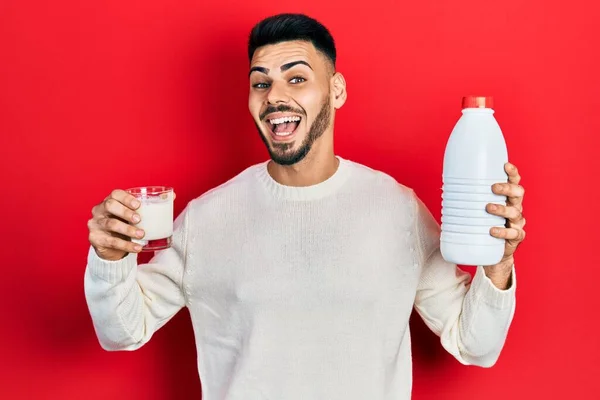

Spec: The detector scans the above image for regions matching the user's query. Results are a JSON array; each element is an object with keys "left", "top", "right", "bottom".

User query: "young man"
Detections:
[{"left": 85, "top": 13, "right": 526, "bottom": 399}]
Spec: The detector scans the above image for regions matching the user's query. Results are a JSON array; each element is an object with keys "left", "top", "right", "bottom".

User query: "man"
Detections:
[{"left": 85, "top": 13, "right": 526, "bottom": 399}]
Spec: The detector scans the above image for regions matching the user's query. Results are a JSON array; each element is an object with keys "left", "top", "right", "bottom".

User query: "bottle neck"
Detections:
[{"left": 462, "top": 108, "right": 495, "bottom": 114}]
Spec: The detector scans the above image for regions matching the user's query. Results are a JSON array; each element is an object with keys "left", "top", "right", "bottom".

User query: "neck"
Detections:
[{"left": 267, "top": 143, "right": 338, "bottom": 187}]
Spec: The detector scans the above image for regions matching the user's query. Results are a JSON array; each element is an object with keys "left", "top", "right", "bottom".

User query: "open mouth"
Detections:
[{"left": 265, "top": 114, "right": 302, "bottom": 140}]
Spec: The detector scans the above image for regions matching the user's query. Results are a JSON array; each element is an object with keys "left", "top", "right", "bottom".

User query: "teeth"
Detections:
[
  {"left": 275, "top": 131, "right": 293, "bottom": 137},
  {"left": 269, "top": 116, "right": 301, "bottom": 125}
]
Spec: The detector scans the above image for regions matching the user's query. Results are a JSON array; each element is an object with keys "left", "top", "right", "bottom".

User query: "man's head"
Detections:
[{"left": 248, "top": 14, "right": 347, "bottom": 166}]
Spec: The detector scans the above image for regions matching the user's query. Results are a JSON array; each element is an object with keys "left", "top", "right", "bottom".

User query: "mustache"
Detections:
[{"left": 260, "top": 105, "right": 305, "bottom": 120}]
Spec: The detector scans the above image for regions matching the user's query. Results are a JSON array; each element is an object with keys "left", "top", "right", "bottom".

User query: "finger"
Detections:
[
  {"left": 492, "top": 183, "right": 525, "bottom": 198},
  {"left": 490, "top": 226, "right": 526, "bottom": 241},
  {"left": 89, "top": 230, "right": 142, "bottom": 253},
  {"left": 505, "top": 162, "right": 521, "bottom": 185},
  {"left": 104, "top": 197, "right": 141, "bottom": 224},
  {"left": 506, "top": 213, "right": 526, "bottom": 229},
  {"left": 504, "top": 235, "right": 523, "bottom": 256},
  {"left": 491, "top": 183, "right": 524, "bottom": 208},
  {"left": 108, "top": 189, "right": 141, "bottom": 211},
  {"left": 486, "top": 203, "right": 522, "bottom": 222},
  {"left": 97, "top": 216, "right": 145, "bottom": 239}
]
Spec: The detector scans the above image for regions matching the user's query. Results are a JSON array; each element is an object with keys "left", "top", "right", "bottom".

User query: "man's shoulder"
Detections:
[
  {"left": 186, "top": 160, "right": 267, "bottom": 210},
  {"left": 345, "top": 158, "right": 415, "bottom": 201}
]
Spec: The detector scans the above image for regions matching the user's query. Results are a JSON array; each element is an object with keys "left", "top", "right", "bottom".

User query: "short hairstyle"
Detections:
[{"left": 248, "top": 13, "right": 336, "bottom": 68}]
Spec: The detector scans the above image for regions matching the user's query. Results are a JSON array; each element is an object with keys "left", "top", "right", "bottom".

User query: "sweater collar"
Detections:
[{"left": 256, "top": 156, "right": 351, "bottom": 201}]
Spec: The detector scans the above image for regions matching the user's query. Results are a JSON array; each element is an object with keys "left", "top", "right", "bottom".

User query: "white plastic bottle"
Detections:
[{"left": 440, "top": 96, "right": 508, "bottom": 266}]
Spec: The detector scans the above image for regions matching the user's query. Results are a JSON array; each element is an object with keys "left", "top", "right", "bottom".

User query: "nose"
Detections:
[{"left": 266, "top": 80, "right": 289, "bottom": 105}]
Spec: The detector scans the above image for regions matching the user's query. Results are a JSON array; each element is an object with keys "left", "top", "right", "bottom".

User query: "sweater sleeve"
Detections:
[
  {"left": 83, "top": 203, "right": 190, "bottom": 351},
  {"left": 411, "top": 192, "right": 517, "bottom": 367}
]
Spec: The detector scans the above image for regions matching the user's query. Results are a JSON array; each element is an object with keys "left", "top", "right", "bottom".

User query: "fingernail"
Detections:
[
  {"left": 132, "top": 214, "right": 140, "bottom": 223},
  {"left": 491, "top": 228, "right": 499, "bottom": 234},
  {"left": 489, "top": 204, "right": 497, "bottom": 211},
  {"left": 132, "top": 200, "right": 140, "bottom": 208},
  {"left": 134, "top": 245, "right": 142, "bottom": 252},
  {"left": 136, "top": 229, "right": 144, "bottom": 238}
]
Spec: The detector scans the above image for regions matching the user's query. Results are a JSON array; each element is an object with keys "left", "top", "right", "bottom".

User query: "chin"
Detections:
[
  {"left": 255, "top": 120, "right": 314, "bottom": 166},
  {"left": 268, "top": 141, "right": 312, "bottom": 166}
]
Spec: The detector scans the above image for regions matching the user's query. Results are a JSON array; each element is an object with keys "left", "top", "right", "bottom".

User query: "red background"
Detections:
[{"left": 1, "top": 0, "right": 599, "bottom": 398}]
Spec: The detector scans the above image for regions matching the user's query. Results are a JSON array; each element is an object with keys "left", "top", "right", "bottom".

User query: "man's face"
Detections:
[{"left": 248, "top": 40, "right": 333, "bottom": 166}]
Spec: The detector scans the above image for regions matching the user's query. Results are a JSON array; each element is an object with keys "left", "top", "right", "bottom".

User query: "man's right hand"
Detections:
[{"left": 88, "top": 189, "right": 145, "bottom": 261}]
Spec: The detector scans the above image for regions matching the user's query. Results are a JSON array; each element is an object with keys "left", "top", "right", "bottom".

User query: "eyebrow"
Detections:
[{"left": 249, "top": 60, "right": 313, "bottom": 77}]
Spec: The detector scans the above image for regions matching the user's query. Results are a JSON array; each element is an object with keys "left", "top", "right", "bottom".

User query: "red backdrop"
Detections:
[{"left": 1, "top": 0, "right": 599, "bottom": 398}]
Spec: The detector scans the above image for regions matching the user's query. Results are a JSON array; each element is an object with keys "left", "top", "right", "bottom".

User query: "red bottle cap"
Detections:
[{"left": 462, "top": 96, "right": 494, "bottom": 109}]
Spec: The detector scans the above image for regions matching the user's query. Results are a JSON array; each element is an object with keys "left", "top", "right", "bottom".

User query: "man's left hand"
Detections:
[{"left": 484, "top": 162, "right": 527, "bottom": 289}]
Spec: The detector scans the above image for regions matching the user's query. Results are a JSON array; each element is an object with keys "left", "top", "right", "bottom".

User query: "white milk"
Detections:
[{"left": 135, "top": 194, "right": 174, "bottom": 241}]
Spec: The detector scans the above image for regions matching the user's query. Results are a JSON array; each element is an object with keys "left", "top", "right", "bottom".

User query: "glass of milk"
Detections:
[{"left": 126, "top": 186, "right": 174, "bottom": 252}]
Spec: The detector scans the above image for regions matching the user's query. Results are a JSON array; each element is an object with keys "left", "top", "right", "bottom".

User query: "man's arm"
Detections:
[
  {"left": 411, "top": 193, "right": 517, "bottom": 367},
  {"left": 84, "top": 204, "right": 190, "bottom": 351}
]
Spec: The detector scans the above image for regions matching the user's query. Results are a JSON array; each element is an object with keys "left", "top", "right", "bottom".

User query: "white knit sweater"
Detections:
[{"left": 84, "top": 156, "right": 516, "bottom": 399}]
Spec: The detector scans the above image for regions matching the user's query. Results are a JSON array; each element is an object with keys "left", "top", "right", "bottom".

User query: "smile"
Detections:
[{"left": 265, "top": 113, "right": 302, "bottom": 141}]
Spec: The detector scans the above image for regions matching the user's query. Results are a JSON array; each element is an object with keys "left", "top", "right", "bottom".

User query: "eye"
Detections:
[
  {"left": 252, "top": 82, "right": 270, "bottom": 89},
  {"left": 290, "top": 76, "right": 306, "bottom": 84}
]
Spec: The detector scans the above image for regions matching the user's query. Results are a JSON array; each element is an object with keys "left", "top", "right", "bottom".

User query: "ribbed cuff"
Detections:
[
  {"left": 471, "top": 265, "right": 517, "bottom": 309},
  {"left": 87, "top": 246, "right": 137, "bottom": 284}
]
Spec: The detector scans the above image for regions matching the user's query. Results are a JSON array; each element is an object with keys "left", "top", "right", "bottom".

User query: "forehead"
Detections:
[{"left": 251, "top": 40, "right": 322, "bottom": 68}]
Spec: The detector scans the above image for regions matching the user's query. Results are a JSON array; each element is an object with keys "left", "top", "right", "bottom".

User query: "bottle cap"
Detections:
[{"left": 462, "top": 96, "right": 494, "bottom": 109}]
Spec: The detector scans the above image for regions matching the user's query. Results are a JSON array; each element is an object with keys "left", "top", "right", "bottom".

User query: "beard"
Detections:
[{"left": 256, "top": 95, "right": 331, "bottom": 166}]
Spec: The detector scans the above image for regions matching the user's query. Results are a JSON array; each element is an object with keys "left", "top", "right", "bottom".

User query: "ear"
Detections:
[{"left": 331, "top": 72, "right": 347, "bottom": 109}]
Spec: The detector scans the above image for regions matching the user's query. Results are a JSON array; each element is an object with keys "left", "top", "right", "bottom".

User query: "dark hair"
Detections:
[{"left": 248, "top": 13, "right": 336, "bottom": 68}]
